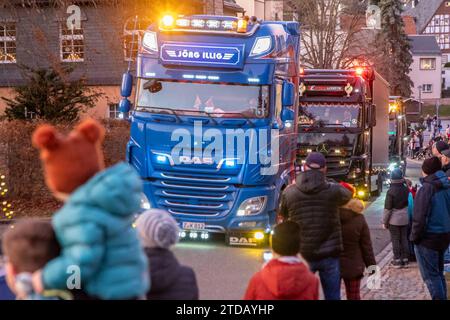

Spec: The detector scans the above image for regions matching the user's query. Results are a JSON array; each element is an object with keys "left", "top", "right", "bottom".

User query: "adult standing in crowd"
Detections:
[
  {"left": 426, "top": 115, "right": 432, "bottom": 132},
  {"left": 441, "top": 149, "right": 450, "bottom": 177},
  {"left": 410, "top": 157, "right": 450, "bottom": 300},
  {"left": 338, "top": 182, "right": 376, "bottom": 300},
  {"left": 432, "top": 140, "right": 449, "bottom": 158},
  {"left": 279, "top": 152, "right": 352, "bottom": 300}
]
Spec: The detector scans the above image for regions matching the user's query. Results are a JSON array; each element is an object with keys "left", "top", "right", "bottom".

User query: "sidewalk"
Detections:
[{"left": 360, "top": 246, "right": 431, "bottom": 300}]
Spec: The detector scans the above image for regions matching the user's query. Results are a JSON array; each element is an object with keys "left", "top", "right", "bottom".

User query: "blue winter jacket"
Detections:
[
  {"left": 410, "top": 170, "right": 450, "bottom": 251},
  {"left": 42, "top": 163, "right": 150, "bottom": 299},
  {"left": 426, "top": 171, "right": 450, "bottom": 234}
]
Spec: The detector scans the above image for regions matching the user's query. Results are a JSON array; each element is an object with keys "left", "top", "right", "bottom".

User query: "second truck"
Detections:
[{"left": 296, "top": 68, "right": 390, "bottom": 199}]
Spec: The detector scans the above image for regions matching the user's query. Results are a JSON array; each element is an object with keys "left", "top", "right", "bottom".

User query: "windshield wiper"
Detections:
[
  {"left": 194, "top": 110, "right": 218, "bottom": 125},
  {"left": 140, "top": 107, "right": 182, "bottom": 123},
  {"left": 221, "top": 112, "right": 255, "bottom": 127}
]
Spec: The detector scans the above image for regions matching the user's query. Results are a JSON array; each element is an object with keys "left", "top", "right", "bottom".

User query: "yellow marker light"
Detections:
[
  {"left": 357, "top": 190, "right": 365, "bottom": 197},
  {"left": 254, "top": 232, "right": 264, "bottom": 240},
  {"left": 340, "top": 160, "right": 345, "bottom": 165},
  {"left": 161, "top": 15, "right": 175, "bottom": 28},
  {"left": 237, "top": 19, "right": 248, "bottom": 33}
]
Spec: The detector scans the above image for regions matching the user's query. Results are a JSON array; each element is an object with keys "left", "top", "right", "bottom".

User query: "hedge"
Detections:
[{"left": 0, "top": 119, "right": 130, "bottom": 202}]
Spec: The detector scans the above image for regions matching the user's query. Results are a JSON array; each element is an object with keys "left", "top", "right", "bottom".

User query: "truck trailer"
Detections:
[
  {"left": 296, "top": 68, "right": 390, "bottom": 199},
  {"left": 119, "top": 15, "right": 301, "bottom": 246}
]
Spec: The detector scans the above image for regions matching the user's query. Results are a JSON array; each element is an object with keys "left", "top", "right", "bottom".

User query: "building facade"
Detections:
[
  {"left": 409, "top": 35, "right": 442, "bottom": 103},
  {"left": 234, "top": 0, "right": 297, "bottom": 21},
  {"left": 404, "top": 0, "right": 450, "bottom": 90},
  {"left": 0, "top": 0, "right": 243, "bottom": 118}
]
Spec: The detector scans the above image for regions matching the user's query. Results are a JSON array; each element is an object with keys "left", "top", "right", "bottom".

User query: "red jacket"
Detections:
[{"left": 243, "top": 258, "right": 319, "bottom": 300}]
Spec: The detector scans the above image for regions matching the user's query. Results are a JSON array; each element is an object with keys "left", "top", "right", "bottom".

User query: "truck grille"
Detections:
[
  {"left": 297, "top": 145, "right": 354, "bottom": 177},
  {"left": 150, "top": 172, "right": 236, "bottom": 217}
]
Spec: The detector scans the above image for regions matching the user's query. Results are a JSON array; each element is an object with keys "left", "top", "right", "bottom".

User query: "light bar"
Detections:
[
  {"left": 176, "top": 18, "right": 190, "bottom": 27},
  {"left": 160, "top": 15, "right": 250, "bottom": 33},
  {"left": 206, "top": 20, "right": 221, "bottom": 29},
  {"left": 222, "top": 20, "right": 236, "bottom": 30},
  {"left": 191, "top": 19, "right": 205, "bottom": 28}
]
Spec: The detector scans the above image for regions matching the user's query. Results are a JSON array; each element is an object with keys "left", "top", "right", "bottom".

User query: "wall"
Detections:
[
  {"left": 264, "top": 0, "right": 284, "bottom": 20},
  {"left": 205, "top": 0, "right": 225, "bottom": 15},
  {"left": 0, "top": 5, "right": 129, "bottom": 87},
  {"left": 235, "top": 0, "right": 255, "bottom": 16},
  {"left": 0, "top": 85, "right": 121, "bottom": 119},
  {"left": 409, "top": 54, "right": 442, "bottom": 100}
]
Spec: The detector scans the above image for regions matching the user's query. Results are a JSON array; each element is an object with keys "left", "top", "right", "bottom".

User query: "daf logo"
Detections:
[
  {"left": 179, "top": 156, "right": 214, "bottom": 165},
  {"left": 317, "top": 143, "right": 329, "bottom": 154},
  {"left": 229, "top": 237, "right": 257, "bottom": 246}
]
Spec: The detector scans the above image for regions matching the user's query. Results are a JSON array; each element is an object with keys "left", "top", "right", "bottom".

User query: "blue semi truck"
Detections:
[{"left": 119, "top": 14, "right": 300, "bottom": 246}]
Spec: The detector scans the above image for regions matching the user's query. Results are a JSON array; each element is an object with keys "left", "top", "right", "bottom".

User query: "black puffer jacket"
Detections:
[
  {"left": 279, "top": 170, "right": 352, "bottom": 262},
  {"left": 145, "top": 248, "right": 199, "bottom": 300}
]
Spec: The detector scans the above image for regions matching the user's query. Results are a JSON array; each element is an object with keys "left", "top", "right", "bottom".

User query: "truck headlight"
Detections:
[
  {"left": 140, "top": 193, "right": 151, "bottom": 210},
  {"left": 142, "top": 32, "right": 158, "bottom": 52},
  {"left": 237, "top": 196, "right": 267, "bottom": 216},
  {"left": 250, "top": 36, "right": 272, "bottom": 56},
  {"left": 388, "top": 162, "right": 397, "bottom": 172}
]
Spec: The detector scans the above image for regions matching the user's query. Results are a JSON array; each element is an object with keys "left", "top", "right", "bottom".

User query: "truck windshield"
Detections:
[
  {"left": 299, "top": 103, "right": 362, "bottom": 128},
  {"left": 136, "top": 80, "right": 269, "bottom": 118}
]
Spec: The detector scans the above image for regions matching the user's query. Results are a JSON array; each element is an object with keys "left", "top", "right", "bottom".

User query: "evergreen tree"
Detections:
[
  {"left": 2, "top": 65, "right": 102, "bottom": 122},
  {"left": 372, "top": 0, "right": 413, "bottom": 97}
]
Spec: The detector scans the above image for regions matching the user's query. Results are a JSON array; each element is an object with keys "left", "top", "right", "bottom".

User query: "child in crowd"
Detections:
[
  {"left": 338, "top": 182, "right": 376, "bottom": 300},
  {"left": 136, "top": 209, "right": 199, "bottom": 300},
  {"left": 244, "top": 221, "right": 320, "bottom": 300},
  {"left": 30, "top": 119, "right": 149, "bottom": 300},
  {"left": 383, "top": 168, "right": 411, "bottom": 268},
  {"left": 1, "top": 220, "right": 71, "bottom": 300}
]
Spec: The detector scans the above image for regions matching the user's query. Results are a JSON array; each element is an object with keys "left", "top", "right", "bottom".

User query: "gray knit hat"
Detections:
[{"left": 136, "top": 209, "right": 180, "bottom": 249}]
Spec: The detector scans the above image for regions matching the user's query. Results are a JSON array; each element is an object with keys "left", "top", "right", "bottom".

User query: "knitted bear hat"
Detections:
[{"left": 32, "top": 118, "right": 105, "bottom": 195}]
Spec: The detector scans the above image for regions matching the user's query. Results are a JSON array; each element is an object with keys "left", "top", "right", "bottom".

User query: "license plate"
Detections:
[{"left": 182, "top": 222, "right": 205, "bottom": 230}]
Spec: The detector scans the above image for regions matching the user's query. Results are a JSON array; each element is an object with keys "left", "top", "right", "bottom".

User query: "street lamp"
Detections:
[{"left": 418, "top": 85, "right": 422, "bottom": 115}]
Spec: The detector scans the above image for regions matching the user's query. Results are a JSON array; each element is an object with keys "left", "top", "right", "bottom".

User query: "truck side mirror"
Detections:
[
  {"left": 368, "top": 104, "right": 376, "bottom": 127},
  {"left": 121, "top": 72, "right": 133, "bottom": 98},
  {"left": 282, "top": 81, "right": 295, "bottom": 107},
  {"left": 281, "top": 108, "right": 295, "bottom": 122},
  {"left": 370, "top": 104, "right": 377, "bottom": 127},
  {"left": 119, "top": 98, "right": 132, "bottom": 114}
]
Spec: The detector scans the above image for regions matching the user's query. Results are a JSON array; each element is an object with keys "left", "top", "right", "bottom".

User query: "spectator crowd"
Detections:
[{"left": 0, "top": 119, "right": 449, "bottom": 301}]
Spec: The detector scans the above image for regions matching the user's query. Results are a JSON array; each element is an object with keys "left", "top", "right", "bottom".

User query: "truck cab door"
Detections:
[{"left": 273, "top": 81, "right": 295, "bottom": 181}]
